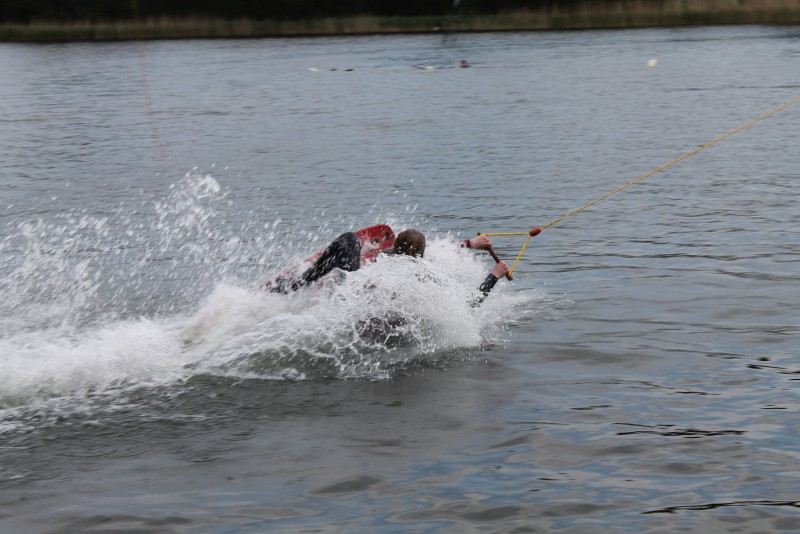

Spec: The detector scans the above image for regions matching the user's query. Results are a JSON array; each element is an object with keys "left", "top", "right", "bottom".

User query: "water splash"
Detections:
[
  {"left": 0, "top": 173, "right": 536, "bottom": 428},
  {"left": 182, "top": 239, "right": 519, "bottom": 381}
]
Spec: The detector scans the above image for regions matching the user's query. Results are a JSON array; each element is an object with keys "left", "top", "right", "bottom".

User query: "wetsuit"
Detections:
[{"left": 269, "top": 232, "right": 361, "bottom": 293}]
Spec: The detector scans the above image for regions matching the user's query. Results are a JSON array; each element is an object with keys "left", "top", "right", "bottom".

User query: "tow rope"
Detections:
[{"left": 481, "top": 96, "right": 800, "bottom": 277}]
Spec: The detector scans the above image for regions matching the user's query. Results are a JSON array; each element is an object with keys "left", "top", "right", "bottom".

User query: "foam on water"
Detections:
[
  {"left": 0, "top": 241, "right": 524, "bottom": 420},
  {"left": 0, "top": 318, "right": 188, "bottom": 405},
  {"left": 181, "top": 239, "right": 519, "bottom": 380},
  {"left": 0, "top": 173, "right": 536, "bottom": 430}
]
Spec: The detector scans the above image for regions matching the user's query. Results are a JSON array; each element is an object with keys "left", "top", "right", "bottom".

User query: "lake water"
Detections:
[{"left": 1, "top": 25, "right": 799, "bottom": 533}]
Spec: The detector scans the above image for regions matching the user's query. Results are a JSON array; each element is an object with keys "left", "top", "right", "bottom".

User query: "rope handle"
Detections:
[
  {"left": 478, "top": 228, "right": 542, "bottom": 279},
  {"left": 476, "top": 232, "right": 513, "bottom": 280},
  {"left": 486, "top": 246, "right": 513, "bottom": 281}
]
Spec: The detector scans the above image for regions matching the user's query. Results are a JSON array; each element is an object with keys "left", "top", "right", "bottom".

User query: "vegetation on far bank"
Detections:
[{"left": 2, "top": 0, "right": 800, "bottom": 42}]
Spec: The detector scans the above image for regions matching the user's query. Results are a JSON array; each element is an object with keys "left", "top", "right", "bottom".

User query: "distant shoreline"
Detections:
[{"left": 2, "top": 4, "right": 800, "bottom": 43}]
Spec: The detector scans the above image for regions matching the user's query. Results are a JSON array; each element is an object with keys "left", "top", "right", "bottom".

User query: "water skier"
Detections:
[{"left": 268, "top": 228, "right": 509, "bottom": 302}]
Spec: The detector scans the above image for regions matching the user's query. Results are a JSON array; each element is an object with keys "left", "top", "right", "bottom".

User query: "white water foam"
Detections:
[
  {"left": 0, "top": 238, "right": 529, "bottom": 414},
  {"left": 0, "top": 173, "right": 541, "bottom": 429},
  {"left": 181, "top": 238, "right": 525, "bottom": 379}
]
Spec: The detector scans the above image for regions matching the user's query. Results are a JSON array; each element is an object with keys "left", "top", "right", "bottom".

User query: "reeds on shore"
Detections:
[{"left": 2, "top": 0, "right": 799, "bottom": 42}]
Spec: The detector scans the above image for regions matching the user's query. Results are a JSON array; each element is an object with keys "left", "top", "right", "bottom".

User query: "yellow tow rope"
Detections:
[{"left": 481, "top": 96, "right": 800, "bottom": 277}]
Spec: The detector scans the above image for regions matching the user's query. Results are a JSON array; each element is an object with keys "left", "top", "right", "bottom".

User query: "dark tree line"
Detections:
[{"left": 1, "top": 0, "right": 592, "bottom": 23}]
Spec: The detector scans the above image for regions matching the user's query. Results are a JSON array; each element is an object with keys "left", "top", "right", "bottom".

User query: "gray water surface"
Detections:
[{"left": 1, "top": 26, "right": 800, "bottom": 533}]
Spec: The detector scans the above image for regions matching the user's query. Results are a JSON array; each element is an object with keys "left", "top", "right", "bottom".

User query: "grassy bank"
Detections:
[{"left": 2, "top": 0, "right": 800, "bottom": 42}]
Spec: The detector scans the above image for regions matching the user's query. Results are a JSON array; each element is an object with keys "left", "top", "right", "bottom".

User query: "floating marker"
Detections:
[{"left": 647, "top": 59, "right": 658, "bottom": 68}]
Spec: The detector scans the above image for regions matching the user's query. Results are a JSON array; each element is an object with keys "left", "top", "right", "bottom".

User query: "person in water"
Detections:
[{"left": 269, "top": 228, "right": 509, "bottom": 299}]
